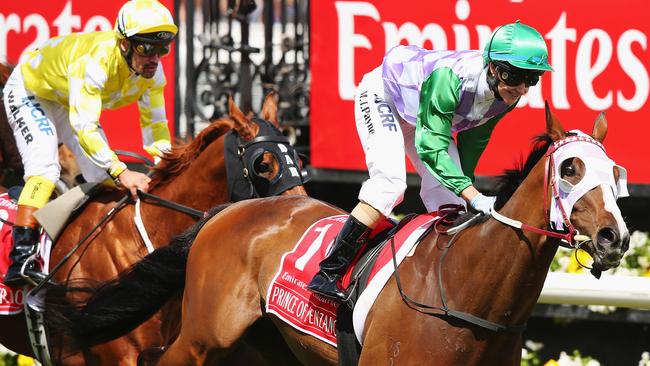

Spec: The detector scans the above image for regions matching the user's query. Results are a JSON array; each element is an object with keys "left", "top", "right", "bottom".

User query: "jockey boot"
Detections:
[
  {"left": 307, "top": 215, "right": 371, "bottom": 301},
  {"left": 3, "top": 205, "right": 45, "bottom": 287}
]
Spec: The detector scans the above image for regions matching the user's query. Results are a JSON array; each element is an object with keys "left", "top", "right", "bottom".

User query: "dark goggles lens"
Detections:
[
  {"left": 133, "top": 43, "right": 170, "bottom": 57},
  {"left": 496, "top": 66, "right": 542, "bottom": 87}
]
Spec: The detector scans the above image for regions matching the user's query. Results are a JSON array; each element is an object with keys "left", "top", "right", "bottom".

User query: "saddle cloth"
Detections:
[
  {"left": 0, "top": 192, "right": 52, "bottom": 315},
  {"left": 265, "top": 213, "right": 437, "bottom": 346}
]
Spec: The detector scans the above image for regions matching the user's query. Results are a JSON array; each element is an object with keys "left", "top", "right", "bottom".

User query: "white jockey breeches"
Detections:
[
  {"left": 354, "top": 66, "right": 464, "bottom": 217},
  {"left": 3, "top": 66, "right": 111, "bottom": 184}
]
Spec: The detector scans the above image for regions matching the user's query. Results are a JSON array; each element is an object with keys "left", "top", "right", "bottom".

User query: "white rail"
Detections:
[{"left": 539, "top": 272, "right": 650, "bottom": 310}]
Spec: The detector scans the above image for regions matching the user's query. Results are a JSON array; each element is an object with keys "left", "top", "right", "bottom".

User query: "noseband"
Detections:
[{"left": 224, "top": 117, "right": 309, "bottom": 201}]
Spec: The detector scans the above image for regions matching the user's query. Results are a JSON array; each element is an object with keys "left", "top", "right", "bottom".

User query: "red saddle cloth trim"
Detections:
[
  {"left": 265, "top": 213, "right": 437, "bottom": 346},
  {"left": 0, "top": 192, "right": 24, "bottom": 315}
]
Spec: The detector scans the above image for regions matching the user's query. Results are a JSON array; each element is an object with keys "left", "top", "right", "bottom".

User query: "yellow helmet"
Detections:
[{"left": 115, "top": 0, "right": 178, "bottom": 45}]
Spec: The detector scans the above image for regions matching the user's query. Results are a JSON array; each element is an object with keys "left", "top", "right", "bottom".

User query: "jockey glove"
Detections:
[{"left": 469, "top": 193, "right": 496, "bottom": 214}]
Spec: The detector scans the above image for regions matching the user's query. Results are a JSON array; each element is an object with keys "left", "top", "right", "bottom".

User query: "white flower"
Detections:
[
  {"left": 630, "top": 231, "right": 648, "bottom": 249},
  {"left": 558, "top": 256, "right": 571, "bottom": 272},
  {"left": 638, "top": 256, "right": 649, "bottom": 269},
  {"left": 639, "top": 351, "right": 650, "bottom": 366},
  {"left": 557, "top": 352, "right": 580, "bottom": 366},
  {"left": 525, "top": 339, "right": 544, "bottom": 351},
  {"left": 586, "top": 360, "right": 601, "bottom": 366}
]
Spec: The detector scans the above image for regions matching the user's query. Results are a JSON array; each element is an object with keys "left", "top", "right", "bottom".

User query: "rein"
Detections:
[
  {"left": 390, "top": 210, "right": 527, "bottom": 333},
  {"left": 137, "top": 190, "right": 205, "bottom": 219},
  {"left": 28, "top": 191, "right": 206, "bottom": 296},
  {"left": 29, "top": 195, "right": 131, "bottom": 295}
]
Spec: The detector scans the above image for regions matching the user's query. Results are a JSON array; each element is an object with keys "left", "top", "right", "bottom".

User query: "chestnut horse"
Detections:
[
  {"left": 47, "top": 106, "right": 629, "bottom": 365},
  {"left": 2, "top": 93, "right": 306, "bottom": 365}
]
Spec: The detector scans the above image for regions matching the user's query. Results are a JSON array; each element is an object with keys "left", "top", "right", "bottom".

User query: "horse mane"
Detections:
[
  {"left": 150, "top": 117, "right": 235, "bottom": 186},
  {"left": 494, "top": 134, "right": 553, "bottom": 210}
]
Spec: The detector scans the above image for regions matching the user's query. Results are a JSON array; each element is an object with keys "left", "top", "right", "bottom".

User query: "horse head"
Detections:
[
  {"left": 544, "top": 102, "right": 629, "bottom": 272},
  {"left": 226, "top": 92, "right": 307, "bottom": 200}
]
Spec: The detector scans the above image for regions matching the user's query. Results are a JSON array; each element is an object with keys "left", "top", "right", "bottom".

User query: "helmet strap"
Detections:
[
  {"left": 486, "top": 63, "right": 503, "bottom": 101},
  {"left": 119, "top": 39, "right": 138, "bottom": 74}
]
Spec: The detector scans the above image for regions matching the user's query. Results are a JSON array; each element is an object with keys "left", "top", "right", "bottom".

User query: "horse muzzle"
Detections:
[{"left": 591, "top": 226, "right": 629, "bottom": 269}]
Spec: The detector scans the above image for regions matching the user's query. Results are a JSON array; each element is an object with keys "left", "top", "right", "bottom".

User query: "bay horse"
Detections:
[
  {"left": 2, "top": 92, "right": 306, "bottom": 365},
  {"left": 46, "top": 105, "right": 629, "bottom": 365}
]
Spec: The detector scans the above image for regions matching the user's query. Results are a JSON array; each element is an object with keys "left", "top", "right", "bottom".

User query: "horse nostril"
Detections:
[{"left": 596, "top": 227, "right": 619, "bottom": 246}]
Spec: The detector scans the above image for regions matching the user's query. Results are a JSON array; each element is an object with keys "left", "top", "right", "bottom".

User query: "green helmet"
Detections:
[{"left": 483, "top": 21, "right": 553, "bottom": 72}]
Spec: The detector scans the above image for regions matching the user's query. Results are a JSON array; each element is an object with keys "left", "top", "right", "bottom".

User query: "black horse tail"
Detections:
[{"left": 44, "top": 203, "right": 231, "bottom": 350}]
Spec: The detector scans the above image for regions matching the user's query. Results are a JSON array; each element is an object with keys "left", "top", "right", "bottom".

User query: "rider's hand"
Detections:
[
  {"left": 115, "top": 169, "right": 151, "bottom": 200},
  {"left": 469, "top": 193, "right": 496, "bottom": 214}
]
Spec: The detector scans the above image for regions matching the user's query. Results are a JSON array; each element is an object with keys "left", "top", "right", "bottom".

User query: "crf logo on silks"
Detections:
[
  {"left": 357, "top": 91, "right": 398, "bottom": 135},
  {"left": 6, "top": 91, "right": 54, "bottom": 144}
]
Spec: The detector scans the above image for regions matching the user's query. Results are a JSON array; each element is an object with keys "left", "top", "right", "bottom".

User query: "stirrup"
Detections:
[
  {"left": 20, "top": 260, "right": 57, "bottom": 287},
  {"left": 23, "top": 271, "right": 57, "bottom": 287}
]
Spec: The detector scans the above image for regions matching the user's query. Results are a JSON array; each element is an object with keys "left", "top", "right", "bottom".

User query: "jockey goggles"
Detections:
[
  {"left": 494, "top": 61, "right": 543, "bottom": 87},
  {"left": 133, "top": 42, "right": 170, "bottom": 57}
]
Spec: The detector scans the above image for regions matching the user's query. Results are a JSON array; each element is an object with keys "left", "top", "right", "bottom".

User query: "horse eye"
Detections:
[
  {"left": 255, "top": 161, "right": 269, "bottom": 173},
  {"left": 562, "top": 164, "right": 576, "bottom": 177}
]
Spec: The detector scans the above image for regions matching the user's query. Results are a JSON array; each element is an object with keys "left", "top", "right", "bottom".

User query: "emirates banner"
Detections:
[
  {"left": 310, "top": 0, "right": 649, "bottom": 184},
  {"left": 0, "top": 0, "right": 176, "bottom": 161}
]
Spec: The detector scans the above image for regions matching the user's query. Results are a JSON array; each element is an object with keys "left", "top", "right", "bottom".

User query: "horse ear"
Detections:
[
  {"left": 228, "top": 95, "right": 257, "bottom": 140},
  {"left": 260, "top": 91, "right": 280, "bottom": 128},
  {"left": 545, "top": 101, "right": 566, "bottom": 141},
  {"left": 592, "top": 112, "right": 608, "bottom": 143}
]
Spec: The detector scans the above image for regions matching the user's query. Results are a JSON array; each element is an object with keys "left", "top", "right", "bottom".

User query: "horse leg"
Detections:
[
  {"left": 220, "top": 318, "right": 303, "bottom": 366},
  {"left": 157, "top": 305, "right": 261, "bottom": 366},
  {"left": 158, "top": 263, "right": 264, "bottom": 364}
]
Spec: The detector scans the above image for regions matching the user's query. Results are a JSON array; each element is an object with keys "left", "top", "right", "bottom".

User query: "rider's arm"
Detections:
[
  {"left": 415, "top": 67, "right": 471, "bottom": 196},
  {"left": 138, "top": 67, "right": 171, "bottom": 159},
  {"left": 67, "top": 58, "right": 126, "bottom": 179},
  {"left": 455, "top": 101, "right": 517, "bottom": 182}
]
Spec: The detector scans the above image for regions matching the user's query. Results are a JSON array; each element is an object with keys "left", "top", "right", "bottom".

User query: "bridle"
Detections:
[
  {"left": 491, "top": 134, "right": 610, "bottom": 249},
  {"left": 225, "top": 117, "right": 309, "bottom": 201}
]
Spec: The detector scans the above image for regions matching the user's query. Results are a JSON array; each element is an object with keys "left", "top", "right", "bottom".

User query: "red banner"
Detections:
[
  {"left": 310, "top": 0, "right": 649, "bottom": 184},
  {"left": 1, "top": 0, "right": 176, "bottom": 162}
]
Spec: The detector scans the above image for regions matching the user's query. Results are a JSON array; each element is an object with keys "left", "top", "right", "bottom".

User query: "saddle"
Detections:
[
  {"left": 33, "top": 182, "right": 104, "bottom": 241},
  {"left": 346, "top": 204, "right": 468, "bottom": 303}
]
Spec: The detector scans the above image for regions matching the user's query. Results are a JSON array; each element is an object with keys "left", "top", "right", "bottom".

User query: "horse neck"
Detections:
[
  {"left": 142, "top": 136, "right": 230, "bottom": 243},
  {"left": 423, "top": 158, "right": 558, "bottom": 327}
]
